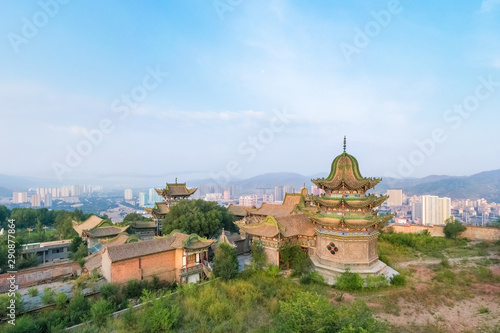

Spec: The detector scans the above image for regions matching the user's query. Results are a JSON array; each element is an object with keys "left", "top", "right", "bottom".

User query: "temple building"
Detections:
[
  {"left": 145, "top": 179, "right": 197, "bottom": 222},
  {"left": 236, "top": 137, "right": 395, "bottom": 283},
  {"left": 101, "top": 232, "right": 214, "bottom": 284}
]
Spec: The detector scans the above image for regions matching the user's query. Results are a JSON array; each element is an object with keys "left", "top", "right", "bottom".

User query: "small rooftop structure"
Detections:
[{"left": 72, "top": 215, "right": 103, "bottom": 237}]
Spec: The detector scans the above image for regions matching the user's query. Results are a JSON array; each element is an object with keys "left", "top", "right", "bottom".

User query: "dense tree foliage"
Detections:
[
  {"left": 122, "top": 213, "right": 152, "bottom": 224},
  {"left": 279, "top": 243, "right": 313, "bottom": 275},
  {"left": 0, "top": 205, "right": 10, "bottom": 225},
  {"left": 443, "top": 218, "right": 467, "bottom": 239},
  {"left": 162, "top": 199, "right": 236, "bottom": 238},
  {"left": 213, "top": 242, "right": 239, "bottom": 280},
  {"left": 250, "top": 240, "right": 267, "bottom": 270}
]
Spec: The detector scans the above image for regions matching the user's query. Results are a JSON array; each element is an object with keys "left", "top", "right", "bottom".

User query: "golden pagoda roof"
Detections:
[
  {"left": 311, "top": 150, "right": 381, "bottom": 191},
  {"left": 312, "top": 194, "right": 389, "bottom": 209},
  {"left": 156, "top": 181, "right": 197, "bottom": 198},
  {"left": 236, "top": 213, "right": 316, "bottom": 239}
]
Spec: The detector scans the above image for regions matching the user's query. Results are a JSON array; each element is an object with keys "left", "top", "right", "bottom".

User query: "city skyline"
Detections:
[{"left": 1, "top": 1, "right": 500, "bottom": 184}]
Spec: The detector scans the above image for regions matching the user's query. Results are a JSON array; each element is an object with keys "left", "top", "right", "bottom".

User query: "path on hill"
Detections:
[{"left": 397, "top": 254, "right": 499, "bottom": 268}]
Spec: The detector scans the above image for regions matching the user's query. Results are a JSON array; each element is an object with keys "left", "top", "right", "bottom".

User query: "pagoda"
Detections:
[
  {"left": 306, "top": 136, "right": 393, "bottom": 281},
  {"left": 145, "top": 179, "right": 197, "bottom": 221}
]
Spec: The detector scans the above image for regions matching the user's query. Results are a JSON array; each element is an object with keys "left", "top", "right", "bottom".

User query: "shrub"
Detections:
[
  {"left": 251, "top": 240, "right": 267, "bottom": 270},
  {"left": 335, "top": 269, "right": 364, "bottom": 291},
  {"left": 443, "top": 219, "right": 466, "bottom": 239},
  {"left": 68, "top": 293, "right": 90, "bottom": 326},
  {"left": 479, "top": 307, "right": 489, "bottom": 314},
  {"left": 100, "top": 282, "right": 121, "bottom": 304},
  {"left": 213, "top": 242, "right": 239, "bottom": 280},
  {"left": 300, "top": 271, "right": 326, "bottom": 285},
  {"left": 28, "top": 287, "right": 39, "bottom": 297},
  {"left": 138, "top": 297, "right": 180, "bottom": 333},
  {"left": 390, "top": 274, "right": 406, "bottom": 286},
  {"left": 91, "top": 299, "right": 115, "bottom": 327},
  {"left": 55, "top": 292, "right": 68, "bottom": 309},
  {"left": 0, "top": 293, "right": 23, "bottom": 318},
  {"left": 434, "top": 269, "right": 456, "bottom": 284},
  {"left": 365, "top": 275, "right": 389, "bottom": 289},
  {"left": 41, "top": 287, "right": 56, "bottom": 305},
  {"left": 279, "top": 243, "right": 313, "bottom": 276},
  {"left": 266, "top": 264, "right": 280, "bottom": 278},
  {"left": 123, "top": 279, "right": 143, "bottom": 299}
]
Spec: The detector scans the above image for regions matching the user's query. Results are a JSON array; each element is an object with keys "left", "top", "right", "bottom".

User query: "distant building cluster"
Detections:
[
  {"left": 12, "top": 185, "right": 101, "bottom": 208},
  {"left": 385, "top": 189, "right": 498, "bottom": 226}
]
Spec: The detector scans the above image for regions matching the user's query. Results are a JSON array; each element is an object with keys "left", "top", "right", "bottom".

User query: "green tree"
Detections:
[
  {"left": 70, "top": 243, "right": 89, "bottom": 264},
  {"left": 54, "top": 212, "right": 77, "bottom": 239},
  {"left": 91, "top": 299, "right": 115, "bottom": 327},
  {"left": 251, "top": 240, "right": 267, "bottom": 270},
  {"left": 55, "top": 292, "right": 68, "bottom": 309},
  {"left": 279, "top": 243, "right": 313, "bottom": 275},
  {"left": 0, "top": 205, "right": 10, "bottom": 226},
  {"left": 273, "top": 291, "right": 336, "bottom": 333},
  {"left": 69, "top": 236, "right": 83, "bottom": 253},
  {"left": 213, "top": 242, "right": 239, "bottom": 280},
  {"left": 162, "top": 199, "right": 235, "bottom": 238},
  {"left": 68, "top": 293, "right": 90, "bottom": 326},
  {"left": 443, "top": 218, "right": 466, "bottom": 239},
  {"left": 335, "top": 269, "right": 364, "bottom": 291},
  {"left": 123, "top": 212, "right": 151, "bottom": 224}
]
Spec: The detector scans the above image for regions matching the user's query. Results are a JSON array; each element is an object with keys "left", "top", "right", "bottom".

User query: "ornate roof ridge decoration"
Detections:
[
  {"left": 311, "top": 140, "right": 382, "bottom": 191},
  {"left": 155, "top": 180, "right": 197, "bottom": 198},
  {"left": 312, "top": 194, "right": 389, "bottom": 209}
]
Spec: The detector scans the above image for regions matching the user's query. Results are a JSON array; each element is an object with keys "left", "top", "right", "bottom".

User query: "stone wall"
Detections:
[
  {"left": 388, "top": 225, "right": 500, "bottom": 242},
  {"left": 0, "top": 260, "right": 81, "bottom": 293},
  {"left": 103, "top": 249, "right": 182, "bottom": 284}
]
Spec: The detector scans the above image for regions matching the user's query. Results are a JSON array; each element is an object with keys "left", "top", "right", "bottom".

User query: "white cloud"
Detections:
[
  {"left": 480, "top": 0, "right": 500, "bottom": 12},
  {"left": 132, "top": 108, "right": 266, "bottom": 122}
]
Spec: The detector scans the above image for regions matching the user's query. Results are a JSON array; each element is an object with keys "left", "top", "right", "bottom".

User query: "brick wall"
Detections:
[
  {"left": 388, "top": 225, "right": 500, "bottom": 241},
  {"left": 103, "top": 249, "right": 183, "bottom": 284},
  {"left": 0, "top": 260, "right": 81, "bottom": 293}
]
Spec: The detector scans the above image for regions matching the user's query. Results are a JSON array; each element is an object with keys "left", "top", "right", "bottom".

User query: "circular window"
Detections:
[{"left": 326, "top": 242, "right": 337, "bottom": 255}]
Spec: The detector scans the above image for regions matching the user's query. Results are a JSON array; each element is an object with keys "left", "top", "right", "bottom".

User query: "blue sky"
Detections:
[{"left": 1, "top": 0, "right": 499, "bottom": 186}]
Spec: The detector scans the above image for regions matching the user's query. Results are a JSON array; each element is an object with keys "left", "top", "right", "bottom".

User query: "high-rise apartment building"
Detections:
[
  {"left": 31, "top": 194, "right": 41, "bottom": 207},
  {"left": 274, "top": 186, "right": 283, "bottom": 202},
  {"left": 420, "top": 195, "right": 452, "bottom": 226},
  {"left": 386, "top": 189, "right": 403, "bottom": 206},
  {"left": 124, "top": 189, "right": 133, "bottom": 200},
  {"left": 13, "top": 192, "right": 28, "bottom": 204},
  {"left": 138, "top": 192, "right": 147, "bottom": 206}
]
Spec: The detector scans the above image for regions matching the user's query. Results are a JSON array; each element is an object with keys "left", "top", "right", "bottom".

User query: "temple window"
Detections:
[{"left": 326, "top": 242, "right": 339, "bottom": 255}]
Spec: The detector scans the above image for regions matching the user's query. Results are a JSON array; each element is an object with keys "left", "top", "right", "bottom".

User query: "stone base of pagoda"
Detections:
[{"left": 310, "top": 254, "right": 396, "bottom": 285}]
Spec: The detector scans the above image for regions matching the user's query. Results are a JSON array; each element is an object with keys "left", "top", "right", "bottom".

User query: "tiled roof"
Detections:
[
  {"left": 251, "top": 193, "right": 303, "bottom": 217},
  {"left": 72, "top": 215, "right": 103, "bottom": 237},
  {"left": 106, "top": 237, "right": 177, "bottom": 262},
  {"left": 275, "top": 214, "right": 316, "bottom": 237},
  {"left": 100, "top": 233, "right": 129, "bottom": 246},
  {"left": 105, "top": 232, "right": 214, "bottom": 262},
  {"left": 84, "top": 226, "right": 129, "bottom": 238},
  {"left": 227, "top": 205, "right": 254, "bottom": 217},
  {"left": 236, "top": 216, "right": 280, "bottom": 238},
  {"left": 156, "top": 183, "right": 197, "bottom": 197},
  {"left": 84, "top": 252, "right": 102, "bottom": 272},
  {"left": 130, "top": 221, "right": 157, "bottom": 229}
]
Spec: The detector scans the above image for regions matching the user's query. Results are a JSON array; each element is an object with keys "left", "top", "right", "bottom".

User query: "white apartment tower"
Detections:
[{"left": 386, "top": 189, "right": 403, "bottom": 206}]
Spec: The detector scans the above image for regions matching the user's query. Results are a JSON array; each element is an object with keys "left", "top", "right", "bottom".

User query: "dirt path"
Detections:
[{"left": 396, "top": 255, "right": 498, "bottom": 268}]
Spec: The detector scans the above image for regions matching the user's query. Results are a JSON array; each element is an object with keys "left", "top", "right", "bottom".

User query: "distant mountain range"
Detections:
[
  {"left": 191, "top": 169, "right": 500, "bottom": 202},
  {"left": 1, "top": 169, "right": 499, "bottom": 202}
]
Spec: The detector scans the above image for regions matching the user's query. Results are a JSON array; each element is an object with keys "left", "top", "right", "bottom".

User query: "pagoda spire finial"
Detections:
[{"left": 343, "top": 136, "right": 346, "bottom": 153}]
